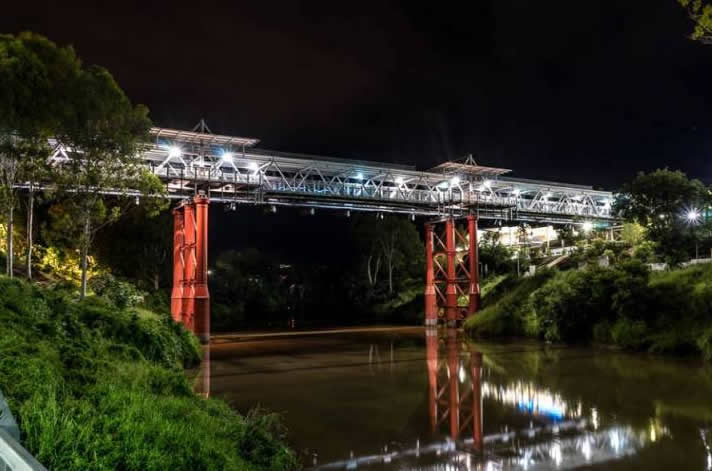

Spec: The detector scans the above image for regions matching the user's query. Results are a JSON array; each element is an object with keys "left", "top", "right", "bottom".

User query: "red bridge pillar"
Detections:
[
  {"left": 467, "top": 215, "right": 480, "bottom": 317},
  {"left": 171, "top": 209, "right": 184, "bottom": 323},
  {"left": 471, "top": 351, "right": 484, "bottom": 452},
  {"left": 170, "top": 197, "right": 211, "bottom": 344},
  {"left": 193, "top": 195, "right": 210, "bottom": 344},
  {"left": 424, "top": 224, "right": 438, "bottom": 326},
  {"left": 445, "top": 218, "right": 458, "bottom": 326}
]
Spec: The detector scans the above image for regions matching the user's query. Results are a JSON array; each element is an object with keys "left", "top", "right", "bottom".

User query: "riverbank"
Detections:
[
  {"left": 0, "top": 277, "right": 297, "bottom": 470},
  {"left": 465, "top": 262, "right": 712, "bottom": 359}
]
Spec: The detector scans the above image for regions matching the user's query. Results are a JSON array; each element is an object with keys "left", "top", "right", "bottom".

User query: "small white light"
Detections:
[
  {"left": 222, "top": 152, "right": 233, "bottom": 162},
  {"left": 355, "top": 172, "right": 364, "bottom": 180},
  {"left": 168, "top": 146, "right": 182, "bottom": 158},
  {"left": 135, "top": 196, "right": 140, "bottom": 205},
  {"left": 451, "top": 176, "right": 461, "bottom": 185},
  {"left": 512, "top": 189, "right": 521, "bottom": 196},
  {"left": 582, "top": 221, "right": 593, "bottom": 232},
  {"left": 248, "top": 162, "right": 259, "bottom": 171},
  {"left": 395, "top": 176, "right": 404, "bottom": 185},
  {"left": 484, "top": 179, "right": 491, "bottom": 188},
  {"left": 687, "top": 209, "right": 700, "bottom": 222}
]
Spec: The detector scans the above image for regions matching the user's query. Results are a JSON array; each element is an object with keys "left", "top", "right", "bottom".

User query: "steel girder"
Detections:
[{"left": 44, "top": 127, "right": 615, "bottom": 225}]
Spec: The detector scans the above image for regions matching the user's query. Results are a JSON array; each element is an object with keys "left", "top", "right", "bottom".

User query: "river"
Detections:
[{"left": 197, "top": 327, "right": 712, "bottom": 470}]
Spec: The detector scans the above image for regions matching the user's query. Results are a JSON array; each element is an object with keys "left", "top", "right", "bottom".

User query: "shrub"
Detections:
[{"left": 89, "top": 273, "right": 145, "bottom": 309}]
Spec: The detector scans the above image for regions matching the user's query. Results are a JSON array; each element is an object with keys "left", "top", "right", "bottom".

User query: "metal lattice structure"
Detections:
[{"left": 134, "top": 126, "right": 615, "bottom": 224}]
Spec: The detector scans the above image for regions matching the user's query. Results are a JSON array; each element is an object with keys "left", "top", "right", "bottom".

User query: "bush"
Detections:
[{"left": 89, "top": 273, "right": 145, "bottom": 309}]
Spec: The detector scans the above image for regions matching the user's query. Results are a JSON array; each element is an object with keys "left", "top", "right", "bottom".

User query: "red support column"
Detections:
[
  {"left": 471, "top": 351, "right": 484, "bottom": 452},
  {"left": 445, "top": 218, "right": 458, "bottom": 326},
  {"left": 171, "top": 208, "right": 184, "bottom": 323},
  {"left": 426, "top": 328, "right": 439, "bottom": 433},
  {"left": 424, "top": 224, "right": 438, "bottom": 326},
  {"left": 467, "top": 215, "right": 480, "bottom": 317},
  {"left": 193, "top": 195, "right": 210, "bottom": 344},
  {"left": 182, "top": 201, "right": 196, "bottom": 332},
  {"left": 446, "top": 329, "right": 459, "bottom": 439}
]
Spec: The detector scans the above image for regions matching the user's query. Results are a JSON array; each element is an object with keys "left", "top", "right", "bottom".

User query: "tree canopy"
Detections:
[{"left": 679, "top": 0, "right": 712, "bottom": 42}]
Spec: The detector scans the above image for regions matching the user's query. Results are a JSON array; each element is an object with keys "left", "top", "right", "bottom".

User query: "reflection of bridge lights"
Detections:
[
  {"left": 582, "top": 438, "right": 592, "bottom": 461},
  {"left": 550, "top": 442, "right": 562, "bottom": 466},
  {"left": 591, "top": 408, "right": 599, "bottom": 430},
  {"left": 609, "top": 429, "right": 623, "bottom": 454},
  {"left": 482, "top": 381, "right": 573, "bottom": 420}
]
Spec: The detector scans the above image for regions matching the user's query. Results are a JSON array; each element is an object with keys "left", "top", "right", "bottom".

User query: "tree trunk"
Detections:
[
  {"left": 26, "top": 188, "right": 34, "bottom": 280},
  {"left": 6, "top": 205, "right": 13, "bottom": 278},
  {"left": 79, "top": 215, "right": 91, "bottom": 299},
  {"left": 388, "top": 260, "right": 393, "bottom": 294},
  {"left": 153, "top": 272, "right": 159, "bottom": 291}
]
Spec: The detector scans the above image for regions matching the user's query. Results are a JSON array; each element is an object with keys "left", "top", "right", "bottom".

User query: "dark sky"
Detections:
[{"left": 3, "top": 1, "right": 712, "bottom": 189}]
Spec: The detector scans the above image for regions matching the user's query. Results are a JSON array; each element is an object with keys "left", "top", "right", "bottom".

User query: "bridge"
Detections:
[{"left": 49, "top": 122, "right": 617, "bottom": 339}]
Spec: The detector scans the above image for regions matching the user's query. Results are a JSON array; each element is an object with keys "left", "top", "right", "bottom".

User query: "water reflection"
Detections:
[
  {"left": 313, "top": 328, "right": 668, "bottom": 470},
  {"left": 205, "top": 328, "right": 712, "bottom": 470}
]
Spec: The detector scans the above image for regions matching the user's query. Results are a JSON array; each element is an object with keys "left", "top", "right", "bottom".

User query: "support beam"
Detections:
[
  {"left": 424, "top": 224, "right": 438, "bottom": 326},
  {"left": 467, "top": 215, "right": 480, "bottom": 317},
  {"left": 193, "top": 195, "right": 210, "bottom": 344},
  {"left": 445, "top": 218, "right": 458, "bottom": 326},
  {"left": 182, "top": 202, "right": 196, "bottom": 332},
  {"left": 171, "top": 208, "right": 184, "bottom": 323}
]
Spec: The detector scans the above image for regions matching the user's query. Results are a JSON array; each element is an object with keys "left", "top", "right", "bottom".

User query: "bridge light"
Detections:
[
  {"left": 222, "top": 152, "right": 233, "bottom": 162},
  {"left": 512, "top": 189, "right": 521, "bottom": 196},
  {"left": 411, "top": 213, "right": 415, "bottom": 221},
  {"left": 135, "top": 196, "right": 140, "bottom": 205},
  {"left": 582, "top": 221, "right": 593, "bottom": 233},
  {"left": 345, "top": 210, "right": 351, "bottom": 218},
  {"left": 483, "top": 179, "right": 492, "bottom": 188},
  {"left": 248, "top": 162, "right": 259, "bottom": 172},
  {"left": 355, "top": 172, "right": 364, "bottom": 180},
  {"left": 168, "top": 146, "right": 182, "bottom": 158},
  {"left": 450, "top": 176, "right": 461, "bottom": 185},
  {"left": 395, "top": 176, "right": 404, "bottom": 185}
]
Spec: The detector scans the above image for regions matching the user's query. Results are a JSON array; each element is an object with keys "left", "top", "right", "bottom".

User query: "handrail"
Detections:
[{"left": 0, "top": 389, "right": 47, "bottom": 471}]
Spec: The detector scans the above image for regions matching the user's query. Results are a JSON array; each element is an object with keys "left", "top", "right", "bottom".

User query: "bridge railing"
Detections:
[{"left": 0, "top": 389, "right": 47, "bottom": 471}]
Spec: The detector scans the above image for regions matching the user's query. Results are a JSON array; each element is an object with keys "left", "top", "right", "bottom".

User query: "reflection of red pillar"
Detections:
[
  {"left": 193, "top": 195, "right": 210, "bottom": 344},
  {"left": 425, "top": 224, "right": 438, "bottom": 325},
  {"left": 182, "top": 202, "right": 196, "bottom": 331},
  {"left": 445, "top": 218, "right": 457, "bottom": 325},
  {"left": 446, "top": 329, "right": 459, "bottom": 439},
  {"left": 171, "top": 208, "right": 184, "bottom": 323},
  {"left": 467, "top": 215, "right": 480, "bottom": 317},
  {"left": 471, "top": 351, "right": 483, "bottom": 452},
  {"left": 426, "top": 328, "right": 439, "bottom": 432}
]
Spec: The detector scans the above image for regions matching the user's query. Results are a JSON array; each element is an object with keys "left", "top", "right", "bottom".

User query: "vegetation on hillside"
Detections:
[{"left": 0, "top": 276, "right": 297, "bottom": 470}]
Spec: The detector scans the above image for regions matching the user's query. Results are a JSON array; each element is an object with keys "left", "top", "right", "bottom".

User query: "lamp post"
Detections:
[{"left": 686, "top": 209, "right": 700, "bottom": 260}]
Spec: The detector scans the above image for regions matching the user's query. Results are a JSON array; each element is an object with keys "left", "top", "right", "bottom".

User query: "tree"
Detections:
[
  {"left": 352, "top": 215, "right": 422, "bottom": 296},
  {"left": 53, "top": 65, "right": 162, "bottom": 298},
  {"left": 614, "top": 169, "right": 709, "bottom": 264},
  {"left": 0, "top": 33, "right": 80, "bottom": 278},
  {"left": 679, "top": 0, "right": 712, "bottom": 42}
]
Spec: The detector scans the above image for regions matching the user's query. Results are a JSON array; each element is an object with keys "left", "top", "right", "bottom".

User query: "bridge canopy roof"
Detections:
[
  {"left": 427, "top": 155, "right": 511, "bottom": 177},
  {"left": 150, "top": 127, "right": 260, "bottom": 148}
]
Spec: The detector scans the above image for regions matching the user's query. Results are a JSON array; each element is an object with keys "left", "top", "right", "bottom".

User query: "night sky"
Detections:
[{"left": 3, "top": 1, "right": 712, "bottom": 190}]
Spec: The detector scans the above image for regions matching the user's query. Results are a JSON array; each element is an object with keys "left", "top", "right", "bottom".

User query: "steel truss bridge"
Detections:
[{"left": 129, "top": 125, "right": 614, "bottom": 225}]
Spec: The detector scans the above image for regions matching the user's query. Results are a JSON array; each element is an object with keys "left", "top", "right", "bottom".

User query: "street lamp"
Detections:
[{"left": 686, "top": 208, "right": 701, "bottom": 260}]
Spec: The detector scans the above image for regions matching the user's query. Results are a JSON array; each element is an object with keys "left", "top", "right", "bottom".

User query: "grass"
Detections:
[{"left": 0, "top": 277, "right": 297, "bottom": 470}]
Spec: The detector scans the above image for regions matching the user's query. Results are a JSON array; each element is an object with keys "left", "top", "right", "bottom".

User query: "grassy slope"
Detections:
[
  {"left": 0, "top": 277, "right": 297, "bottom": 470},
  {"left": 465, "top": 264, "right": 712, "bottom": 359}
]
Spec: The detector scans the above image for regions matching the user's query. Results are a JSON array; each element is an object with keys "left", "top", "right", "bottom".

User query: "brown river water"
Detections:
[{"left": 195, "top": 327, "right": 712, "bottom": 470}]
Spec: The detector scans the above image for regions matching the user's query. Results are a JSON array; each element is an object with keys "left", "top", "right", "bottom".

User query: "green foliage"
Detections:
[
  {"left": 0, "top": 276, "right": 296, "bottom": 470},
  {"left": 679, "top": 0, "right": 712, "bottom": 41},
  {"left": 615, "top": 169, "right": 709, "bottom": 264},
  {"left": 88, "top": 273, "right": 145, "bottom": 309},
  {"left": 464, "top": 270, "right": 555, "bottom": 338}
]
